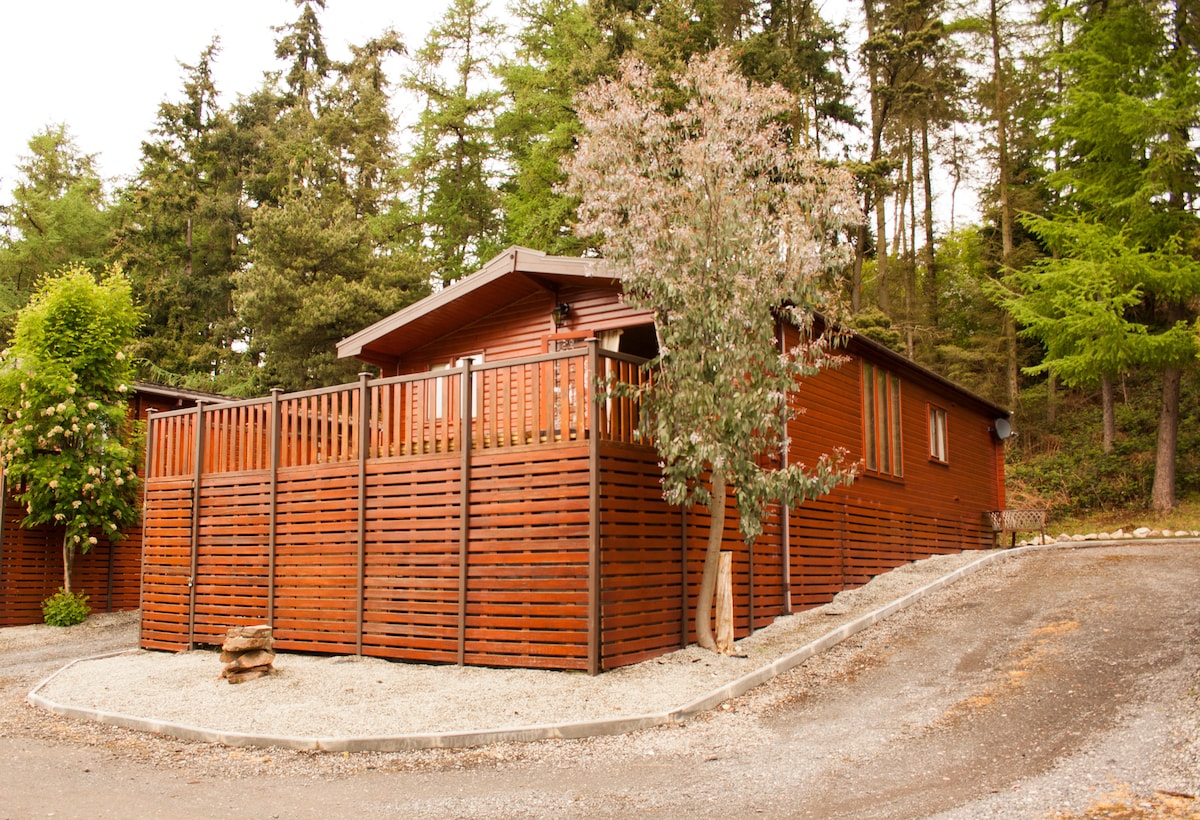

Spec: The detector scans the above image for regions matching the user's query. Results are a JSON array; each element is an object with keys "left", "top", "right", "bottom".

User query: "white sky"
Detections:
[
  {"left": 0, "top": 1, "right": 476, "bottom": 198},
  {"left": 1, "top": 2, "right": 975, "bottom": 228}
]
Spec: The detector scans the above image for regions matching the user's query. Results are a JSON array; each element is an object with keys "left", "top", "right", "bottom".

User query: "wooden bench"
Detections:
[{"left": 986, "top": 509, "right": 1048, "bottom": 548}]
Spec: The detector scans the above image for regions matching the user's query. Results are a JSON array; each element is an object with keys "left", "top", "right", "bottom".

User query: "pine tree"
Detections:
[
  {"left": 234, "top": 2, "right": 427, "bottom": 390},
  {"left": 1004, "top": 0, "right": 1200, "bottom": 511},
  {"left": 115, "top": 41, "right": 253, "bottom": 394},
  {"left": 404, "top": 0, "right": 506, "bottom": 284},
  {"left": 0, "top": 126, "right": 112, "bottom": 335}
]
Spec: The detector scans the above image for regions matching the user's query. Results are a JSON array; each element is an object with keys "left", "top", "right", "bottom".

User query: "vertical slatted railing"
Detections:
[{"left": 139, "top": 348, "right": 657, "bottom": 668}]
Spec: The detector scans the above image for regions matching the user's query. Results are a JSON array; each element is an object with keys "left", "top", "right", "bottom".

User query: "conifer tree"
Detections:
[{"left": 0, "top": 127, "right": 112, "bottom": 335}]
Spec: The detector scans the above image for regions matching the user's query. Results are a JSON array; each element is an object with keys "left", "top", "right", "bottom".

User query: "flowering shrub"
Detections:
[{"left": 0, "top": 265, "right": 142, "bottom": 598}]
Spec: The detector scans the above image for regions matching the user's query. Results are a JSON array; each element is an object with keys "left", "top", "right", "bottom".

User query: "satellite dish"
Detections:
[{"left": 993, "top": 418, "right": 1013, "bottom": 441}]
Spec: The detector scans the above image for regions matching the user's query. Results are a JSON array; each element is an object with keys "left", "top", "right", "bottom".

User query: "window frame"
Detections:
[
  {"left": 862, "top": 361, "right": 903, "bottom": 479},
  {"left": 928, "top": 403, "right": 949, "bottom": 464}
]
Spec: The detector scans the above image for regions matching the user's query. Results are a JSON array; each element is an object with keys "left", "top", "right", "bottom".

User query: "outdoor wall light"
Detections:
[{"left": 551, "top": 303, "right": 571, "bottom": 327}]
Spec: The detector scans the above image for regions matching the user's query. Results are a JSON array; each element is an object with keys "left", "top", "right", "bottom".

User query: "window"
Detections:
[
  {"left": 430, "top": 354, "right": 483, "bottom": 419},
  {"left": 862, "top": 362, "right": 903, "bottom": 478},
  {"left": 928, "top": 404, "right": 948, "bottom": 463}
]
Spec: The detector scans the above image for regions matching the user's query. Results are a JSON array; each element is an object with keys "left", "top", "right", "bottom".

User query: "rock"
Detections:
[
  {"left": 223, "top": 666, "right": 272, "bottom": 684},
  {"left": 1134, "top": 527, "right": 1152, "bottom": 538},
  {"left": 226, "top": 624, "right": 272, "bottom": 639},
  {"left": 1112, "top": 528, "right": 1124, "bottom": 538},
  {"left": 1071, "top": 534, "right": 1086, "bottom": 542},
  {"left": 1057, "top": 533, "right": 1072, "bottom": 543},
  {"left": 1161, "top": 529, "right": 1174, "bottom": 538},
  {"left": 222, "top": 635, "right": 274, "bottom": 653},
  {"left": 224, "top": 649, "right": 275, "bottom": 671}
]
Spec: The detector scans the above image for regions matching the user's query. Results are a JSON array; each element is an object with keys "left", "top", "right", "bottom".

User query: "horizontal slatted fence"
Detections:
[
  {"left": 598, "top": 443, "right": 685, "bottom": 668},
  {"left": 0, "top": 491, "right": 143, "bottom": 627},
  {"left": 141, "top": 348, "right": 614, "bottom": 669},
  {"left": 140, "top": 478, "right": 193, "bottom": 649},
  {"left": 363, "top": 454, "right": 462, "bottom": 663},
  {"left": 139, "top": 342, "right": 1001, "bottom": 672}
]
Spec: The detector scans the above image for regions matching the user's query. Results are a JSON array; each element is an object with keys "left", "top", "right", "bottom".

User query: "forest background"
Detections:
[{"left": 0, "top": 0, "right": 1197, "bottom": 521}]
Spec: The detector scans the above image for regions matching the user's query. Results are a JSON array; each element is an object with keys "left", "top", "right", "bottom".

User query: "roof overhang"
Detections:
[{"left": 338, "top": 247, "right": 617, "bottom": 367}]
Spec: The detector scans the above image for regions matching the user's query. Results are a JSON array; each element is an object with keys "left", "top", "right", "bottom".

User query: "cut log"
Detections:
[{"left": 715, "top": 551, "right": 735, "bottom": 655}]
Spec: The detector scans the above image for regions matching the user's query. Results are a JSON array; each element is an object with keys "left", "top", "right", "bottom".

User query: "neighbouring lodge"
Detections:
[
  {"left": 0, "top": 384, "right": 224, "bottom": 627},
  {"left": 138, "top": 247, "right": 1009, "bottom": 673}
]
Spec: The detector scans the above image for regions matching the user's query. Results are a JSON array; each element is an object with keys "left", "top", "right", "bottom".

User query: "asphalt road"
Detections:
[{"left": 2, "top": 542, "right": 1198, "bottom": 819}]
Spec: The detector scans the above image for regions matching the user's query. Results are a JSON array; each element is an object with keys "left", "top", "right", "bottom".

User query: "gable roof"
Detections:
[
  {"left": 337, "top": 247, "right": 615, "bottom": 367},
  {"left": 339, "top": 246, "right": 1009, "bottom": 419}
]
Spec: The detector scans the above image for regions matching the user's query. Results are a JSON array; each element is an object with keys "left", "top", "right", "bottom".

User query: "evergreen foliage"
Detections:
[
  {"left": 0, "top": 127, "right": 113, "bottom": 338},
  {"left": 0, "top": 0, "right": 1194, "bottom": 516}
]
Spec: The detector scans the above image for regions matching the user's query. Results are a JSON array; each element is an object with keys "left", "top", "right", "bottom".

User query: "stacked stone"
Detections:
[{"left": 220, "top": 624, "right": 275, "bottom": 683}]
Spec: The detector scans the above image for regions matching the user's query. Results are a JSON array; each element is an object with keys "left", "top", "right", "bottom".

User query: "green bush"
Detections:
[{"left": 42, "top": 588, "right": 90, "bottom": 627}]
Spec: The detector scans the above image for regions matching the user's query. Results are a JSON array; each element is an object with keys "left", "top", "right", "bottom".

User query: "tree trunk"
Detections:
[
  {"left": 863, "top": 0, "right": 890, "bottom": 317},
  {"left": 1150, "top": 366, "right": 1181, "bottom": 513},
  {"left": 1100, "top": 374, "right": 1116, "bottom": 454},
  {"left": 991, "top": 0, "right": 1019, "bottom": 414},
  {"left": 921, "top": 122, "right": 937, "bottom": 327},
  {"left": 61, "top": 531, "right": 74, "bottom": 594},
  {"left": 695, "top": 469, "right": 727, "bottom": 652},
  {"left": 876, "top": 196, "right": 891, "bottom": 315}
]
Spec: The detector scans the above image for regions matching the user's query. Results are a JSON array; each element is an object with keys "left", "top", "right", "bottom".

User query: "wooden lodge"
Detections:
[
  {"left": 138, "top": 247, "right": 1009, "bottom": 673},
  {"left": 0, "top": 383, "right": 222, "bottom": 627}
]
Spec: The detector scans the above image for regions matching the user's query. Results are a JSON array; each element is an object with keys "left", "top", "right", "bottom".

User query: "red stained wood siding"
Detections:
[
  {"left": 395, "top": 284, "right": 650, "bottom": 374},
  {"left": 140, "top": 333, "right": 1005, "bottom": 671}
]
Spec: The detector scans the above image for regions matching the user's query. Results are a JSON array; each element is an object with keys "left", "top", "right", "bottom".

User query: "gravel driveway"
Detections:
[{"left": 2, "top": 541, "right": 1198, "bottom": 819}]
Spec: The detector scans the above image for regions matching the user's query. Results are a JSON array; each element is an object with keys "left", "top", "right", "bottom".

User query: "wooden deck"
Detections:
[
  {"left": 139, "top": 339, "right": 1000, "bottom": 673},
  {"left": 141, "top": 344, "right": 657, "bottom": 672}
]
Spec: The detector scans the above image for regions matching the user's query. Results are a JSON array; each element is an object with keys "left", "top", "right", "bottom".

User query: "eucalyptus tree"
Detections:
[{"left": 565, "top": 51, "right": 860, "bottom": 652}]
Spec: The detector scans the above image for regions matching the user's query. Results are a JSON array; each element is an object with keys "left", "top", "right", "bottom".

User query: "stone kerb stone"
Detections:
[{"left": 1017, "top": 527, "right": 1200, "bottom": 547}]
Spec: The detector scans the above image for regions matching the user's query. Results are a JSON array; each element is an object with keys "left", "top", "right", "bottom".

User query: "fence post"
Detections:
[
  {"left": 0, "top": 471, "right": 6, "bottom": 600},
  {"left": 187, "top": 401, "right": 208, "bottom": 651},
  {"left": 679, "top": 506, "right": 688, "bottom": 648},
  {"left": 267, "top": 389, "right": 281, "bottom": 629},
  {"left": 457, "top": 358, "right": 473, "bottom": 666},
  {"left": 587, "top": 339, "right": 601, "bottom": 675},
  {"left": 356, "top": 373, "right": 370, "bottom": 656}
]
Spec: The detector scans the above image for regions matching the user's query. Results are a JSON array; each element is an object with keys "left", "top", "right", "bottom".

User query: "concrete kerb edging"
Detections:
[{"left": 27, "top": 539, "right": 1154, "bottom": 752}]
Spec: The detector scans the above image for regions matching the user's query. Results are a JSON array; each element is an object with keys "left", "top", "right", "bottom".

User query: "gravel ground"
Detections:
[
  {"left": 30, "top": 549, "right": 1002, "bottom": 742},
  {"left": 3, "top": 542, "right": 1198, "bottom": 820}
]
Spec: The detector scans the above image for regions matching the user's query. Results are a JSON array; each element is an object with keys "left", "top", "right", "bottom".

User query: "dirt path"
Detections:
[{"left": 2, "top": 543, "right": 1198, "bottom": 819}]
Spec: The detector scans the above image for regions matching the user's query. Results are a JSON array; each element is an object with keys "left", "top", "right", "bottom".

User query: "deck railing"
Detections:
[{"left": 146, "top": 344, "right": 650, "bottom": 479}]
